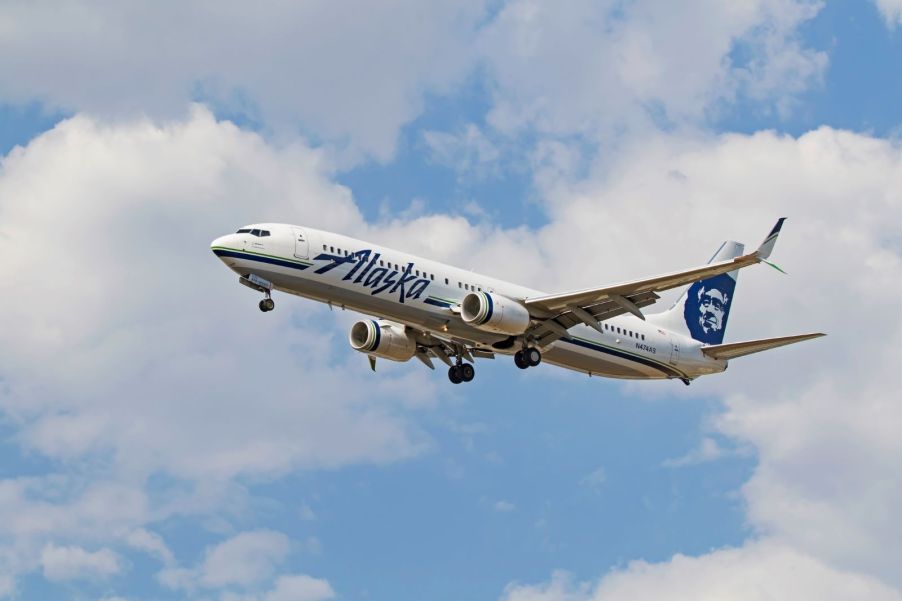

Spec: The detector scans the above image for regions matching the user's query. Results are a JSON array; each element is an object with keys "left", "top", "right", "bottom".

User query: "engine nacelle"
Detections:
[
  {"left": 349, "top": 319, "right": 416, "bottom": 362},
  {"left": 460, "top": 292, "right": 531, "bottom": 335}
]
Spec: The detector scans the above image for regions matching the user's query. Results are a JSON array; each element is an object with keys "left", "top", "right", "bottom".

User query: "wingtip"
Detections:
[
  {"left": 756, "top": 218, "right": 787, "bottom": 260},
  {"left": 769, "top": 217, "right": 787, "bottom": 237}
]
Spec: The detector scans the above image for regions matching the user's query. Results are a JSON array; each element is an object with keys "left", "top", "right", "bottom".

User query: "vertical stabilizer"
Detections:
[{"left": 647, "top": 241, "right": 744, "bottom": 344}]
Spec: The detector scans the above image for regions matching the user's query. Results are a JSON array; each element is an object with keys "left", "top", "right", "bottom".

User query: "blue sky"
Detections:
[{"left": 1, "top": 2, "right": 902, "bottom": 601}]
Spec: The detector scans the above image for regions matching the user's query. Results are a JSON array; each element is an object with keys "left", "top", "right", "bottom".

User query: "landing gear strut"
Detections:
[{"left": 514, "top": 347, "right": 541, "bottom": 369}]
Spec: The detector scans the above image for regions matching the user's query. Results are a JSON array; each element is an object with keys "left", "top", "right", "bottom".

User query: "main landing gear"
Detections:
[
  {"left": 448, "top": 361, "right": 475, "bottom": 384},
  {"left": 514, "top": 347, "right": 541, "bottom": 369}
]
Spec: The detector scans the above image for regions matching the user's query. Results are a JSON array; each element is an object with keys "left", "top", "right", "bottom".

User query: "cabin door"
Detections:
[{"left": 293, "top": 228, "right": 309, "bottom": 259}]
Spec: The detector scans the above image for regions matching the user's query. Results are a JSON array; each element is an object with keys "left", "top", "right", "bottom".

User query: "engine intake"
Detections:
[
  {"left": 461, "top": 292, "right": 530, "bottom": 335},
  {"left": 349, "top": 319, "right": 416, "bottom": 362}
]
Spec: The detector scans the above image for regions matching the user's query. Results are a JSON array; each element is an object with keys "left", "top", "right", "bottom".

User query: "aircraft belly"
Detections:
[{"left": 542, "top": 342, "right": 666, "bottom": 379}]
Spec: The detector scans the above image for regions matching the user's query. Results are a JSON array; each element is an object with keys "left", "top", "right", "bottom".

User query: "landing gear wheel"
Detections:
[
  {"left": 514, "top": 350, "right": 529, "bottom": 370},
  {"left": 525, "top": 347, "right": 542, "bottom": 367},
  {"left": 448, "top": 365, "right": 463, "bottom": 384},
  {"left": 259, "top": 298, "right": 275, "bottom": 312},
  {"left": 460, "top": 363, "right": 475, "bottom": 382}
]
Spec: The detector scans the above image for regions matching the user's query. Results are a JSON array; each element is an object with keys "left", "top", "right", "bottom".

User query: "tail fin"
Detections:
[{"left": 647, "top": 241, "right": 744, "bottom": 345}]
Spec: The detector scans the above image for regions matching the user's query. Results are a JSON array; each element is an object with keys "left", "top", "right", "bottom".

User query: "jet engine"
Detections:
[
  {"left": 460, "top": 292, "right": 531, "bottom": 335},
  {"left": 349, "top": 319, "right": 416, "bottom": 362}
]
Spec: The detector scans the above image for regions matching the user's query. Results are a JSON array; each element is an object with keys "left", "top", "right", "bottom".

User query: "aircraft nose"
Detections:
[
  {"left": 211, "top": 234, "right": 229, "bottom": 250},
  {"left": 210, "top": 234, "right": 234, "bottom": 258}
]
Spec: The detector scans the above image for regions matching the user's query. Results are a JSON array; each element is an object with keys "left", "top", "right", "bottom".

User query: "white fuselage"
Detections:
[{"left": 211, "top": 223, "right": 727, "bottom": 381}]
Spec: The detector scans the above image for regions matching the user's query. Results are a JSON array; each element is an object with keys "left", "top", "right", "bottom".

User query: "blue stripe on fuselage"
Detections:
[
  {"left": 424, "top": 297, "right": 453, "bottom": 308},
  {"left": 213, "top": 248, "right": 311, "bottom": 272}
]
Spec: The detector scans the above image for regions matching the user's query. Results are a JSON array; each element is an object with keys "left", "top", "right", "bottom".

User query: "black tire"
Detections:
[
  {"left": 259, "top": 299, "right": 273, "bottom": 312},
  {"left": 526, "top": 347, "right": 542, "bottom": 367},
  {"left": 460, "top": 363, "right": 475, "bottom": 382},
  {"left": 448, "top": 365, "right": 462, "bottom": 384},
  {"left": 514, "top": 351, "right": 529, "bottom": 369}
]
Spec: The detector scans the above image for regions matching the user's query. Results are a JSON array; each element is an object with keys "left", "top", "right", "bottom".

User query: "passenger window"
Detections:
[
  {"left": 445, "top": 278, "right": 449, "bottom": 284},
  {"left": 415, "top": 270, "right": 419, "bottom": 276},
  {"left": 617, "top": 327, "right": 621, "bottom": 334},
  {"left": 330, "top": 246, "right": 334, "bottom": 253},
  {"left": 430, "top": 274, "right": 434, "bottom": 281},
  {"left": 458, "top": 282, "right": 462, "bottom": 288},
  {"left": 642, "top": 334, "right": 645, "bottom": 340},
  {"left": 379, "top": 260, "right": 384, "bottom": 267},
  {"left": 323, "top": 244, "right": 327, "bottom": 250}
]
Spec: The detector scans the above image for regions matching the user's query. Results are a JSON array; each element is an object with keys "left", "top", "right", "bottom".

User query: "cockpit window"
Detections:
[
  {"left": 236, "top": 228, "right": 252, "bottom": 234},
  {"left": 250, "top": 229, "right": 261, "bottom": 236},
  {"left": 260, "top": 230, "right": 270, "bottom": 237}
]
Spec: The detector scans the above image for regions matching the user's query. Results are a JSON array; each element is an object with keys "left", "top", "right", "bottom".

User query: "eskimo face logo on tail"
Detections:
[{"left": 683, "top": 273, "right": 736, "bottom": 345}]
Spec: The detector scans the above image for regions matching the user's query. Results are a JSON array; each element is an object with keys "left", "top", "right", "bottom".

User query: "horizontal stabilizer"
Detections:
[{"left": 701, "top": 332, "right": 825, "bottom": 361}]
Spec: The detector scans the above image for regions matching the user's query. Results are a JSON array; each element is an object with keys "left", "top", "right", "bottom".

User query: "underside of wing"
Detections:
[
  {"left": 701, "top": 333, "right": 825, "bottom": 361},
  {"left": 410, "top": 328, "right": 495, "bottom": 368}
]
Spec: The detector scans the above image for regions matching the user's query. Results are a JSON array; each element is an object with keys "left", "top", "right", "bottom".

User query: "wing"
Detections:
[
  {"left": 701, "top": 333, "right": 825, "bottom": 360},
  {"left": 525, "top": 219, "right": 787, "bottom": 345}
]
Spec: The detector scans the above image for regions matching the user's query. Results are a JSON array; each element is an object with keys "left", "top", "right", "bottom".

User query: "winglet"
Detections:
[{"left": 755, "top": 217, "right": 786, "bottom": 260}]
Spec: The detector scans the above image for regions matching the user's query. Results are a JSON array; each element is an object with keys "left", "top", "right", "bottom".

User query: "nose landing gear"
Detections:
[
  {"left": 240, "top": 274, "right": 275, "bottom": 313},
  {"left": 259, "top": 296, "right": 275, "bottom": 312}
]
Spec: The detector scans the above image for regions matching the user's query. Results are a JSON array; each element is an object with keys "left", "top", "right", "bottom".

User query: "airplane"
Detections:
[{"left": 210, "top": 218, "right": 824, "bottom": 385}]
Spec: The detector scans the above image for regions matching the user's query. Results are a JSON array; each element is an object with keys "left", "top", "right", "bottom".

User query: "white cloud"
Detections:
[
  {"left": 122, "top": 528, "right": 175, "bottom": 565},
  {"left": 501, "top": 541, "right": 902, "bottom": 601},
  {"left": 156, "top": 566, "right": 196, "bottom": 592},
  {"left": 662, "top": 438, "right": 729, "bottom": 467},
  {"left": 0, "top": 107, "right": 438, "bottom": 594},
  {"left": 477, "top": 125, "right": 902, "bottom": 594},
  {"left": 0, "top": 107, "right": 428, "bottom": 483},
  {"left": 200, "top": 530, "right": 290, "bottom": 589},
  {"left": 494, "top": 500, "right": 516, "bottom": 512},
  {"left": 0, "top": 0, "right": 829, "bottom": 167},
  {"left": 0, "top": 1, "right": 487, "bottom": 162},
  {"left": 266, "top": 574, "right": 335, "bottom": 601},
  {"left": 159, "top": 530, "right": 291, "bottom": 592},
  {"left": 41, "top": 543, "right": 120, "bottom": 582},
  {"left": 477, "top": 0, "right": 826, "bottom": 140},
  {"left": 423, "top": 124, "right": 502, "bottom": 179},
  {"left": 874, "top": 0, "right": 902, "bottom": 27}
]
